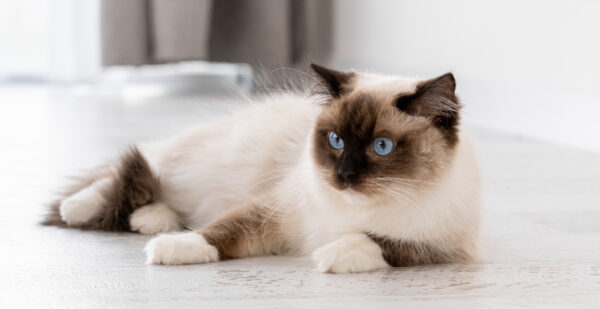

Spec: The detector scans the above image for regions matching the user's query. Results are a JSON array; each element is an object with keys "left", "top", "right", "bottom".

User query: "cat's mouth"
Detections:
[
  {"left": 337, "top": 185, "right": 376, "bottom": 205},
  {"left": 333, "top": 175, "right": 364, "bottom": 191},
  {"left": 321, "top": 171, "right": 369, "bottom": 195},
  {"left": 342, "top": 187, "right": 362, "bottom": 196},
  {"left": 332, "top": 179, "right": 366, "bottom": 194}
]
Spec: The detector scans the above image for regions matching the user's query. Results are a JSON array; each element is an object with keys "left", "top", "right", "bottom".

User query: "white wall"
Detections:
[
  {"left": 0, "top": 0, "right": 50, "bottom": 77},
  {"left": 48, "top": 0, "right": 102, "bottom": 82},
  {"left": 330, "top": 0, "right": 600, "bottom": 152},
  {"left": 0, "top": 0, "right": 101, "bottom": 82}
]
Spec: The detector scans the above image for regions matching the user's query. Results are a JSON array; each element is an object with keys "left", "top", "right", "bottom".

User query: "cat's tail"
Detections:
[{"left": 41, "top": 146, "right": 161, "bottom": 232}]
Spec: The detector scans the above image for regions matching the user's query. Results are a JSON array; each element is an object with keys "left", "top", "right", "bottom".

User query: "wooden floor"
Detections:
[{"left": 1, "top": 85, "right": 599, "bottom": 308}]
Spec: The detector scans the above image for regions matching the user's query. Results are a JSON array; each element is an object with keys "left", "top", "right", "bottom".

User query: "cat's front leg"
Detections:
[
  {"left": 312, "top": 233, "right": 390, "bottom": 273},
  {"left": 145, "top": 205, "right": 282, "bottom": 265},
  {"left": 144, "top": 232, "right": 219, "bottom": 265}
]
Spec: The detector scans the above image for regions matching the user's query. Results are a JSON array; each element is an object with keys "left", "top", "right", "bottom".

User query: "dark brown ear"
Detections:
[
  {"left": 395, "top": 73, "right": 462, "bottom": 145},
  {"left": 310, "top": 63, "right": 354, "bottom": 98}
]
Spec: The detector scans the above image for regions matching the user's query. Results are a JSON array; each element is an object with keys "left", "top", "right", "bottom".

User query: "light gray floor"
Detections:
[{"left": 1, "top": 85, "right": 599, "bottom": 308}]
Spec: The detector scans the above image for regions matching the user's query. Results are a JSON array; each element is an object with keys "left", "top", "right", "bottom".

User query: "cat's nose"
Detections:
[{"left": 338, "top": 167, "right": 357, "bottom": 182}]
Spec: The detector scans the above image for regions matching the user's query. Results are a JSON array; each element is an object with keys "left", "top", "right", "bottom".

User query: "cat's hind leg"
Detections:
[
  {"left": 129, "top": 202, "right": 181, "bottom": 234},
  {"left": 43, "top": 147, "right": 163, "bottom": 232},
  {"left": 59, "top": 177, "right": 112, "bottom": 226}
]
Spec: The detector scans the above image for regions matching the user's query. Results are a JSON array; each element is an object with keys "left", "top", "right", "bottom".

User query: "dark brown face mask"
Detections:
[{"left": 310, "top": 63, "right": 462, "bottom": 194}]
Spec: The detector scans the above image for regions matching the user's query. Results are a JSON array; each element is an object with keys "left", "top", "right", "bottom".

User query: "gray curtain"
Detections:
[{"left": 100, "top": 0, "right": 332, "bottom": 68}]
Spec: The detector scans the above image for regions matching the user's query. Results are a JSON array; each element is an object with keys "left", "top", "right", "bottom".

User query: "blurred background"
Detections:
[
  {"left": 2, "top": 2, "right": 600, "bottom": 306},
  {"left": 1, "top": 0, "right": 600, "bottom": 152}
]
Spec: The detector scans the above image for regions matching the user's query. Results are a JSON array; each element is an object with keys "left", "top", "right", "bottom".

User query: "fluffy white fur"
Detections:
[
  {"left": 129, "top": 202, "right": 181, "bottom": 235},
  {"left": 145, "top": 232, "right": 219, "bottom": 265},
  {"left": 312, "top": 233, "right": 389, "bottom": 273},
  {"left": 127, "top": 73, "right": 479, "bottom": 273},
  {"left": 60, "top": 178, "right": 111, "bottom": 226}
]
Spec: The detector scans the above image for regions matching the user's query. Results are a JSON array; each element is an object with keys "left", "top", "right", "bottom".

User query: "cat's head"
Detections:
[{"left": 310, "top": 63, "right": 462, "bottom": 201}]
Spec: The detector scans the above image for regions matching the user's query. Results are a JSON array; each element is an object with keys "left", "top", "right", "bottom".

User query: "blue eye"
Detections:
[
  {"left": 373, "top": 137, "right": 394, "bottom": 156},
  {"left": 328, "top": 131, "right": 344, "bottom": 149}
]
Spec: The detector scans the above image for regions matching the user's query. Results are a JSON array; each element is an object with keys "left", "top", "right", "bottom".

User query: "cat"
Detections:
[{"left": 43, "top": 63, "right": 481, "bottom": 273}]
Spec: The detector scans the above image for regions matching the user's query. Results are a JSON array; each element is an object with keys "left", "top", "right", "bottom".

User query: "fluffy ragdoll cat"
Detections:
[{"left": 43, "top": 64, "right": 480, "bottom": 273}]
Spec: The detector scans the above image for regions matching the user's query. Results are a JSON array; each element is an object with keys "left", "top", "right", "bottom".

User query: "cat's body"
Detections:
[
  {"left": 44, "top": 64, "right": 480, "bottom": 273},
  {"left": 142, "top": 93, "right": 318, "bottom": 232}
]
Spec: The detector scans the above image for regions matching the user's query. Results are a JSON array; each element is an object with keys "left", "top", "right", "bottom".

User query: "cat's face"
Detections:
[{"left": 310, "top": 64, "right": 461, "bottom": 198}]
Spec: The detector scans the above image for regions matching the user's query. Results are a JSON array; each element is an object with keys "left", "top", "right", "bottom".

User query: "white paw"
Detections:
[
  {"left": 129, "top": 202, "right": 181, "bottom": 234},
  {"left": 144, "top": 232, "right": 219, "bottom": 265},
  {"left": 60, "top": 178, "right": 111, "bottom": 226},
  {"left": 312, "top": 233, "right": 389, "bottom": 274}
]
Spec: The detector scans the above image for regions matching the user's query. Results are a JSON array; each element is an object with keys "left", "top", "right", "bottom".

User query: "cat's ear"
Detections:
[
  {"left": 310, "top": 63, "right": 355, "bottom": 98},
  {"left": 396, "top": 73, "right": 460, "bottom": 118},
  {"left": 395, "top": 73, "right": 462, "bottom": 143}
]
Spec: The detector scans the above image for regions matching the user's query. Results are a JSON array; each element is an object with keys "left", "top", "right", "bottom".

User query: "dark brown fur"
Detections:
[
  {"left": 42, "top": 147, "right": 160, "bottom": 231},
  {"left": 201, "top": 205, "right": 284, "bottom": 260},
  {"left": 395, "top": 73, "right": 462, "bottom": 146},
  {"left": 367, "top": 233, "right": 469, "bottom": 266},
  {"left": 310, "top": 63, "right": 356, "bottom": 99},
  {"left": 310, "top": 64, "right": 460, "bottom": 194},
  {"left": 312, "top": 91, "right": 450, "bottom": 193}
]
